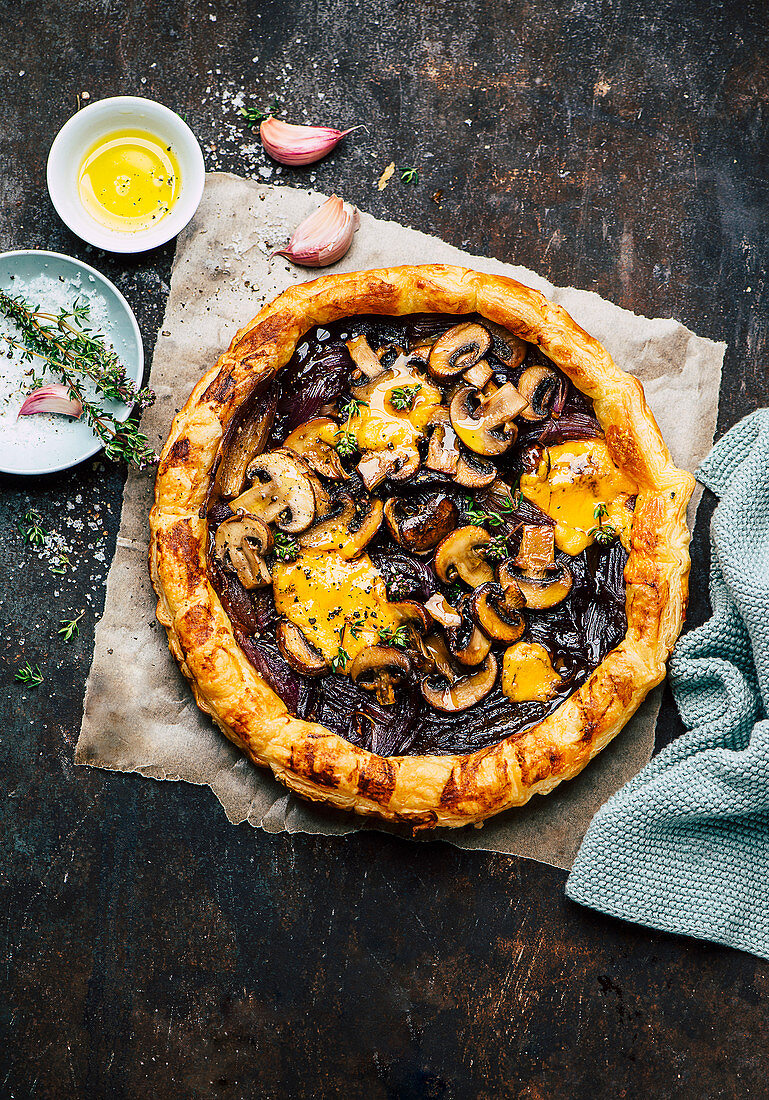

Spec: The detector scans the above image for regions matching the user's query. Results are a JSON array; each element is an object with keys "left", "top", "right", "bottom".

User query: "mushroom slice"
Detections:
[
  {"left": 482, "top": 320, "right": 528, "bottom": 369},
  {"left": 357, "top": 447, "right": 420, "bottom": 489},
  {"left": 346, "top": 334, "right": 386, "bottom": 381},
  {"left": 384, "top": 494, "right": 459, "bottom": 555},
  {"left": 350, "top": 646, "right": 412, "bottom": 706},
  {"left": 434, "top": 525, "right": 494, "bottom": 588},
  {"left": 299, "top": 492, "right": 383, "bottom": 558},
  {"left": 284, "top": 417, "right": 350, "bottom": 480},
  {"left": 418, "top": 632, "right": 456, "bottom": 680},
  {"left": 277, "top": 620, "right": 329, "bottom": 676},
  {"left": 214, "top": 512, "right": 273, "bottom": 590},
  {"left": 449, "top": 382, "right": 528, "bottom": 456},
  {"left": 391, "top": 600, "right": 432, "bottom": 637},
  {"left": 516, "top": 365, "right": 563, "bottom": 422},
  {"left": 232, "top": 450, "right": 317, "bottom": 533},
  {"left": 472, "top": 582, "right": 525, "bottom": 643},
  {"left": 445, "top": 596, "right": 492, "bottom": 667},
  {"left": 500, "top": 524, "right": 573, "bottom": 610},
  {"left": 454, "top": 450, "right": 497, "bottom": 489},
  {"left": 428, "top": 322, "right": 492, "bottom": 380},
  {"left": 425, "top": 409, "right": 460, "bottom": 476},
  {"left": 216, "top": 389, "right": 278, "bottom": 499},
  {"left": 463, "top": 360, "right": 494, "bottom": 388},
  {"left": 424, "top": 593, "right": 462, "bottom": 629},
  {"left": 421, "top": 653, "right": 498, "bottom": 713}
]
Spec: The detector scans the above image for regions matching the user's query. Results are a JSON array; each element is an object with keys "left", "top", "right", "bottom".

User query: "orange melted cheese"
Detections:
[
  {"left": 502, "top": 642, "right": 561, "bottom": 703},
  {"left": 349, "top": 359, "right": 442, "bottom": 454},
  {"left": 519, "top": 440, "right": 636, "bottom": 555},
  {"left": 272, "top": 550, "right": 403, "bottom": 669}
]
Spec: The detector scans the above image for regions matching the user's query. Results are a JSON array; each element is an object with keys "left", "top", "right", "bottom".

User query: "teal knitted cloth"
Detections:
[{"left": 567, "top": 409, "right": 769, "bottom": 958}]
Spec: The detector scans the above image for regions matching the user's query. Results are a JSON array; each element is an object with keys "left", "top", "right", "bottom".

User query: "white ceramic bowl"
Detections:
[
  {"left": 47, "top": 96, "right": 205, "bottom": 254},
  {"left": 0, "top": 250, "right": 144, "bottom": 475}
]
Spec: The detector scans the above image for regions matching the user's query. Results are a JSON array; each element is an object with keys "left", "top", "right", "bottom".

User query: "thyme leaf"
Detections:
[{"left": 15, "top": 661, "right": 43, "bottom": 687}]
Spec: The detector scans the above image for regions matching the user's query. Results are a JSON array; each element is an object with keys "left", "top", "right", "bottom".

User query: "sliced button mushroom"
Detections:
[
  {"left": 299, "top": 491, "right": 383, "bottom": 558},
  {"left": 516, "top": 365, "right": 563, "bottom": 421},
  {"left": 231, "top": 450, "right": 317, "bottom": 533},
  {"left": 421, "top": 653, "right": 498, "bottom": 713},
  {"left": 449, "top": 382, "right": 528, "bottom": 456},
  {"left": 346, "top": 334, "right": 387, "bottom": 381},
  {"left": 216, "top": 390, "right": 278, "bottom": 499},
  {"left": 384, "top": 494, "right": 459, "bottom": 555},
  {"left": 351, "top": 646, "right": 412, "bottom": 706},
  {"left": 284, "top": 417, "right": 350, "bottom": 480},
  {"left": 445, "top": 596, "right": 492, "bottom": 667},
  {"left": 426, "top": 409, "right": 460, "bottom": 476},
  {"left": 277, "top": 620, "right": 329, "bottom": 676},
  {"left": 463, "top": 360, "right": 493, "bottom": 388},
  {"left": 428, "top": 322, "right": 492, "bottom": 380},
  {"left": 214, "top": 512, "right": 273, "bottom": 590},
  {"left": 454, "top": 450, "right": 497, "bottom": 489},
  {"left": 498, "top": 524, "right": 573, "bottom": 610},
  {"left": 472, "top": 582, "right": 525, "bottom": 643},
  {"left": 434, "top": 525, "right": 494, "bottom": 588},
  {"left": 357, "top": 447, "right": 420, "bottom": 490},
  {"left": 424, "top": 593, "right": 462, "bottom": 629},
  {"left": 391, "top": 600, "right": 432, "bottom": 637},
  {"left": 482, "top": 320, "right": 528, "bottom": 369},
  {"left": 418, "top": 632, "right": 456, "bottom": 680}
]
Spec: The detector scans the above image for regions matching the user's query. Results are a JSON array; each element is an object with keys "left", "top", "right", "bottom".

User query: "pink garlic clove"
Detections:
[
  {"left": 18, "top": 383, "right": 83, "bottom": 419},
  {"left": 259, "top": 116, "right": 361, "bottom": 166},
  {"left": 274, "top": 195, "right": 360, "bottom": 268}
]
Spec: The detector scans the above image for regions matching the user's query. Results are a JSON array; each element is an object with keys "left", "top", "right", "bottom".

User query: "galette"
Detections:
[{"left": 149, "top": 265, "right": 694, "bottom": 829}]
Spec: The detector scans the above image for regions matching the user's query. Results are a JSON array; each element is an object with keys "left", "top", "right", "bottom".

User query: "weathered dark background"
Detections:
[{"left": 2, "top": 1, "right": 768, "bottom": 1096}]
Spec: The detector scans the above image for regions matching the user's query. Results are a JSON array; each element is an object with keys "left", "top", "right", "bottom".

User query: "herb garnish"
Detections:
[
  {"left": 377, "top": 624, "right": 410, "bottom": 649},
  {"left": 334, "top": 429, "right": 357, "bottom": 457},
  {"left": 481, "top": 534, "right": 510, "bottom": 563},
  {"left": 240, "top": 99, "right": 279, "bottom": 128},
  {"left": 58, "top": 611, "right": 85, "bottom": 642},
  {"left": 15, "top": 662, "right": 43, "bottom": 687},
  {"left": 271, "top": 532, "right": 300, "bottom": 562},
  {"left": 389, "top": 384, "right": 421, "bottom": 411},
  {"left": 330, "top": 646, "right": 350, "bottom": 674},
  {"left": 588, "top": 503, "right": 617, "bottom": 545},
  {"left": 18, "top": 509, "right": 47, "bottom": 546},
  {"left": 463, "top": 493, "right": 518, "bottom": 529},
  {"left": 0, "top": 290, "right": 157, "bottom": 469},
  {"left": 400, "top": 167, "right": 419, "bottom": 185},
  {"left": 340, "top": 396, "right": 367, "bottom": 419}
]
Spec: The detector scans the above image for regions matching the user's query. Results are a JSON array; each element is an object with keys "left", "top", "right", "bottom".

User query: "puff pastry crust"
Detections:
[{"left": 149, "top": 265, "right": 694, "bottom": 829}]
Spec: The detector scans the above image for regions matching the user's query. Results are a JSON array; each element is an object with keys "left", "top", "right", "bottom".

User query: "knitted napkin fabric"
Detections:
[{"left": 566, "top": 409, "right": 769, "bottom": 959}]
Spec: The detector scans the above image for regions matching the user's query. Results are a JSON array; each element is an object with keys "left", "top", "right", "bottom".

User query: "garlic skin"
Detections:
[
  {"left": 260, "top": 117, "right": 359, "bottom": 166},
  {"left": 275, "top": 195, "right": 360, "bottom": 268},
  {"left": 17, "top": 384, "right": 83, "bottom": 419}
]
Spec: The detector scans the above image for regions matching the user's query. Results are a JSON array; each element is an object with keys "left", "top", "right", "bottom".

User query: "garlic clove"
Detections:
[
  {"left": 259, "top": 116, "right": 361, "bottom": 166},
  {"left": 18, "top": 383, "right": 83, "bottom": 419},
  {"left": 274, "top": 195, "right": 360, "bottom": 268}
]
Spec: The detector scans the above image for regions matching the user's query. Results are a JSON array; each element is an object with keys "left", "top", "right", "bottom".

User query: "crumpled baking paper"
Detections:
[{"left": 75, "top": 174, "right": 725, "bottom": 870}]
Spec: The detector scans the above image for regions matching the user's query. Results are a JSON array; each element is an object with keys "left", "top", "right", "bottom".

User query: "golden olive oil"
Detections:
[{"left": 77, "top": 128, "right": 181, "bottom": 232}]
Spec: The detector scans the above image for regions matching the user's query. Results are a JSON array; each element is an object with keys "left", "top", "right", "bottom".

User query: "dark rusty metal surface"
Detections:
[{"left": 2, "top": 1, "right": 768, "bottom": 1096}]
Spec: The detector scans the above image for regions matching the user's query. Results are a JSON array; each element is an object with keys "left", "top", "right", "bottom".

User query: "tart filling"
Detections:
[{"left": 206, "top": 313, "right": 636, "bottom": 757}]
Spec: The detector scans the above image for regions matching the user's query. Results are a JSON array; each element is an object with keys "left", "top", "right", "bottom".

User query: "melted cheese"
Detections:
[
  {"left": 350, "top": 359, "right": 442, "bottom": 454},
  {"left": 519, "top": 440, "right": 636, "bottom": 555},
  {"left": 272, "top": 550, "right": 403, "bottom": 669},
  {"left": 502, "top": 642, "right": 561, "bottom": 703}
]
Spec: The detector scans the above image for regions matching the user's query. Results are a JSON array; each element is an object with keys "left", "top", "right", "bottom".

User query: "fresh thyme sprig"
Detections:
[
  {"left": 240, "top": 98, "right": 279, "bottom": 128},
  {"left": 334, "top": 429, "right": 357, "bottom": 457},
  {"left": 463, "top": 493, "right": 518, "bottom": 530},
  {"left": 377, "top": 624, "right": 410, "bottom": 649},
  {"left": 339, "top": 396, "right": 367, "bottom": 419},
  {"left": 481, "top": 534, "right": 510, "bottom": 563},
  {"left": 15, "top": 662, "right": 43, "bottom": 687},
  {"left": 18, "top": 509, "right": 47, "bottom": 546},
  {"left": 271, "top": 532, "right": 299, "bottom": 563},
  {"left": 588, "top": 503, "right": 617, "bottom": 545},
  {"left": 0, "top": 290, "right": 157, "bottom": 470},
  {"left": 389, "top": 384, "right": 421, "bottom": 411},
  {"left": 58, "top": 611, "right": 85, "bottom": 642},
  {"left": 49, "top": 553, "right": 72, "bottom": 576},
  {"left": 400, "top": 167, "right": 419, "bottom": 185},
  {"left": 330, "top": 646, "right": 350, "bottom": 674}
]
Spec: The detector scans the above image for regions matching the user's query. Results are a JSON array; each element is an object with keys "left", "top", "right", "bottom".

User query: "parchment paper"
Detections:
[{"left": 75, "top": 173, "right": 725, "bottom": 870}]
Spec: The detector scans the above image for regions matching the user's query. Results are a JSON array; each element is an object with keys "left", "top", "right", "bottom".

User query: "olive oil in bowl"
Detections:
[{"left": 77, "top": 129, "right": 181, "bottom": 233}]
